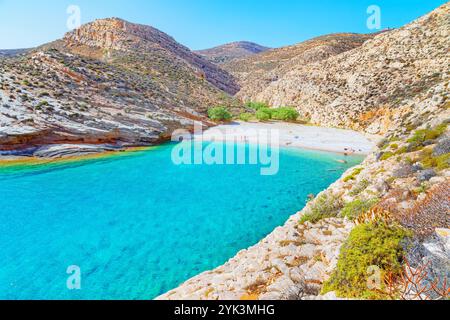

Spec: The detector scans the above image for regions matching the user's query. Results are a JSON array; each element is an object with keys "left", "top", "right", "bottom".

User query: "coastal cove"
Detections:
[{"left": 0, "top": 138, "right": 366, "bottom": 300}]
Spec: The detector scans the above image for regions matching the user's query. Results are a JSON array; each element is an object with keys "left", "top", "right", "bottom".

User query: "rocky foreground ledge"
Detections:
[{"left": 158, "top": 211, "right": 354, "bottom": 300}]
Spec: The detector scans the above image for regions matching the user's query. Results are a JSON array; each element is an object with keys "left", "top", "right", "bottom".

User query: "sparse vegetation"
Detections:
[
  {"left": 343, "top": 167, "right": 363, "bottom": 182},
  {"left": 341, "top": 198, "right": 380, "bottom": 220},
  {"left": 299, "top": 193, "right": 343, "bottom": 224},
  {"left": 419, "top": 147, "right": 450, "bottom": 171},
  {"left": 245, "top": 101, "right": 269, "bottom": 111}
]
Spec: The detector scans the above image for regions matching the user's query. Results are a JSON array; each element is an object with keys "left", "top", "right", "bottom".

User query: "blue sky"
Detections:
[{"left": 0, "top": 0, "right": 447, "bottom": 50}]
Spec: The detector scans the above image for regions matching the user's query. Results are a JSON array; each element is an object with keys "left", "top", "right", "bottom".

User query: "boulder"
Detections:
[{"left": 417, "top": 169, "right": 437, "bottom": 182}]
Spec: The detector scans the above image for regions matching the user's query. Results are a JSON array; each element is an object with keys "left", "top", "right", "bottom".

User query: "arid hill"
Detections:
[
  {"left": 196, "top": 41, "right": 270, "bottom": 64},
  {"left": 0, "top": 18, "right": 240, "bottom": 154}
]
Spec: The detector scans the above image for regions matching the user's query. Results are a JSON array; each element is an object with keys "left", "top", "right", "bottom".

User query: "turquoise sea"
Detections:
[{"left": 0, "top": 142, "right": 363, "bottom": 300}]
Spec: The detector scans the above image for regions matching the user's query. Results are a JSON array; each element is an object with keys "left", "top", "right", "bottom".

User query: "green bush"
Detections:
[
  {"left": 407, "top": 123, "right": 448, "bottom": 144},
  {"left": 380, "top": 152, "right": 394, "bottom": 161},
  {"left": 256, "top": 109, "right": 272, "bottom": 122},
  {"left": 322, "top": 222, "right": 411, "bottom": 299},
  {"left": 245, "top": 101, "right": 269, "bottom": 111},
  {"left": 341, "top": 198, "right": 380, "bottom": 220},
  {"left": 420, "top": 148, "right": 450, "bottom": 171},
  {"left": 271, "top": 107, "right": 299, "bottom": 122},
  {"left": 343, "top": 168, "right": 363, "bottom": 182},
  {"left": 349, "top": 179, "right": 370, "bottom": 196},
  {"left": 299, "top": 193, "right": 343, "bottom": 224},
  {"left": 36, "top": 100, "right": 49, "bottom": 108},
  {"left": 239, "top": 113, "right": 253, "bottom": 122},
  {"left": 208, "top": 106, "right": 232, "bottom": 122}
]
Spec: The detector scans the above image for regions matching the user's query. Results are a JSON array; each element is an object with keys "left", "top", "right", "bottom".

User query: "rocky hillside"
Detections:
[
  {"left": 0, "top": 18, "right": 240, "bottom": 156},
  {"left": 0, "top": 49, "right": 30, "bottom": 58},
  {"left": 224, "top": 33, "right": 377, "bottom": 102},
  {"left": 196, "top": 41, "right": 270, "bottom": 64},
  {"left": 251, "top": 4, "right": 449, "bottom": 135}
]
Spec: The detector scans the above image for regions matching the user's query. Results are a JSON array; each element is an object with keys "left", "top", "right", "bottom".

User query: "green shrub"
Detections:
[
  {"left": 394, "top": 146, "right": 408, "bottom": 155},
  {"left": 343, "top": 168, "right": 363, "bottom": 182},
  {"left": 239, "top": 113, "right": 253, "bottom": 122},
  {"left": 299, "top": 193, "right": 343, "bottom": 224},
  {"left": 208, "top": 106, "right": 232, "bottom": 122},
  {"left": 271, "top": 107, "right": 299, "bottom": 122},
  {"left": 349, "top": 179, "right": 370, "bottom": 196},
  {"left": 245, "top": 101, "right": 269, "bottom": 111},
  {"left": 341, "top": 198, "right": 380, "bottom": 220},
  {"left": 407, "top": 123, "right": 448, "bottom": 144},
  {"left": 322, "top": 222, "right": 411, "bottom": 299},
  {"left": 256, "top": 109, "right": 272, "bottom": 122},
  {"left": 420, "top": 148, "right": 450, "bottom": 171},
  {"left": 380, "top": 152, "right": 394, "bottom": 161},
  {"left": 36, "top": 100, "right": 49, "bottom": 108}
]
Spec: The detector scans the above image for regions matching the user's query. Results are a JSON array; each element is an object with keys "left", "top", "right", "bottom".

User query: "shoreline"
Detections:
[
  {"left": 200, "top": 121, "right": 381, "bottom": 156},
  {"left": 0, "top": 122, "right": 379, "bottom": 168}
]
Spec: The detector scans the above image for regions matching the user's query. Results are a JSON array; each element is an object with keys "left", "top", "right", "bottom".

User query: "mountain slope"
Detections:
[
  {"left": 253, "top": 4, "right": 449, "bottom": 134},
  {"left": 0, "top": 18, "right": 240, "bottom": 155},
  {"left": 196, "top": 41, "right": 270, "bottom": 64},
  {"left": 224, "top": 33, "right": 378, "bottom": 101}
]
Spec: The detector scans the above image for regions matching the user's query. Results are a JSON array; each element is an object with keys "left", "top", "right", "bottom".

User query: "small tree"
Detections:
[
  {"left": 208, "top": 106, "right": 232, "bottom": 122},
  {"left": 239, "top": 113, "right": 253, "bottom": 122},
  {"left": 245, "top": 101, "right": 269, "bottom": 111},
  {"left": 271, "top": 107, "right": 300, "bottom": 121},
  {"left": 256, "top": 109, "right": 271, "bottom": 122}
]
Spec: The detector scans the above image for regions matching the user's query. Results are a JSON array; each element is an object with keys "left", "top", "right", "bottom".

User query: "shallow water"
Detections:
[{"left": 0, "top": 142, "right": 363, "bottom": 299}]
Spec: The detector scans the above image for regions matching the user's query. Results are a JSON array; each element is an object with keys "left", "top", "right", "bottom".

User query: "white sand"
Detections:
[{"left": 200, "top": 121, "right": 381, "bottom": 155}]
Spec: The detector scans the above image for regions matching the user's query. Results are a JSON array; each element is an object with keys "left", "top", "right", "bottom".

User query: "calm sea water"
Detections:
[{"left": 0, "top": 142, "right": 362, "bottom": 300}]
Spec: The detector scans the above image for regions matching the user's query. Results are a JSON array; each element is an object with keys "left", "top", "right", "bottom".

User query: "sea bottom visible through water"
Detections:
[{"left": 0, "top": 142, "right": 363, "bottom": 299}]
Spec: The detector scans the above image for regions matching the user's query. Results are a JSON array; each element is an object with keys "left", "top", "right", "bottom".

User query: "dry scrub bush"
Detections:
[
  {"left": 381, "top": 259, "right": 449, "bottom": 300},
  {"left": 396, "top": 182, "right": 450, "bottom": 240}
]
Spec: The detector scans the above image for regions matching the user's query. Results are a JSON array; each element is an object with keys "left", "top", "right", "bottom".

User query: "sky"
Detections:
[{"left": 0, "top": 0, "right": 447, "bottom": 50}]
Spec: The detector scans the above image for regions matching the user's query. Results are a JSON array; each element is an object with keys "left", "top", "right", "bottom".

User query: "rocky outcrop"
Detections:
[{"left": 196, "top": 41, "right": 270, "bottom": 64}]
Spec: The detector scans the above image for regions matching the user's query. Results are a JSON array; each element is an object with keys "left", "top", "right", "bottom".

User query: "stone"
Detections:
[
  {"left": 418, "top": 169, "right": 437, "bottom": 182},
  {"left": 433, "top": 138, "right": 450, "bottom": 157}
]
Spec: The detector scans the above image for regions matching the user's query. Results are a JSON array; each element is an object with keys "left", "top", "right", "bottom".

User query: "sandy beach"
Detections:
[{"left": 200, "top": 121, "right": 381, "bottom": 155}]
